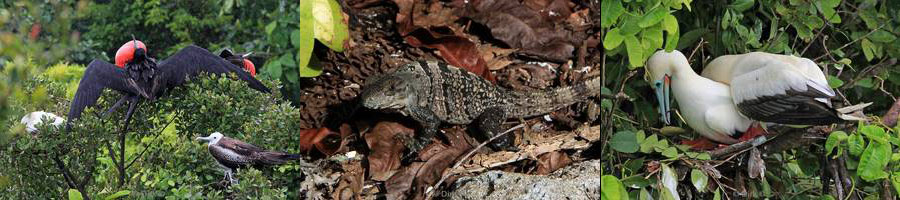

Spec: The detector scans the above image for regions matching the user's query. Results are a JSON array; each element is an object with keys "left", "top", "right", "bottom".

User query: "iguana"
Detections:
[{"left": 360, "top": 61, "right": 601, "bottom": 151}]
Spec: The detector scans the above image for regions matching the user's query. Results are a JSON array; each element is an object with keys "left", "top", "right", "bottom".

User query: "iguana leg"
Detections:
[
  {"left": 476, "top": 107, "right": 518, "bottom": 151},
  {"left": 407, "top": 107, "right": 440, "bottom": 152}
]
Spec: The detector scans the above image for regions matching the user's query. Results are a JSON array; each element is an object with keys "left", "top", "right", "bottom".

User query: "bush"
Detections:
[{"left": 2, "top": 63, "right": 308, "bottom": 199}]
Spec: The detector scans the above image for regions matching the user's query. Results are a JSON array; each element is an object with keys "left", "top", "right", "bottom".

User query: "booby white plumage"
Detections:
[
  {"left": 646, "top": 50, "right": 753, "bottom": 144},
  {"left": 20, "top": 111, "right": 65, "bottom": 133},
  {"left": 700, "top": 52, "right": 853, "bottom": 125}
]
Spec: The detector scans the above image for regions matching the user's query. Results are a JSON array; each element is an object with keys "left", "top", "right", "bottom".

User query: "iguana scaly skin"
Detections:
[{"left": 360, "top": 61, "right": 601, "bottom": 151}]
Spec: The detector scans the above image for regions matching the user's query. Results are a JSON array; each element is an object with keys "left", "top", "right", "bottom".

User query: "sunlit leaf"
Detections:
[
  {"left": 691, "top": 169, "right": 708, "bottom": 193},
  {"left": 625, "top": 35, "right": 645, "bottom": 68},
  {"left": 858, "top": 141, "right": 890, "bottom": 181},
  {"left": 296, "top": 0, "right": 316, "bottom": 77},
  {"left": 639, "top": 7, "right": 669, "bottom": 28},
  {"left": 104, "top": 190, "right": 131, "bottom": 200},
  {"left": 825, "top": 131, "right": 848, "bottom": 156},
  {"left": 660, "top": 163, "right": 680, "bottom": 200},
  {"left": 604, "top": 28, "right": 625, "bottom": 50},
  {"left": 600, "top": 0, "right": 625, "bottom": 28},
  {"left": 826, "top": 75, "right": 844, "bottom": 88},
  {"left": 68, "top": 189, "right": 83, "bottom": 200},
  {"left": 849, "top": 133, "right": 866, "bottom": 156},
  {"left": 601, "top": 175, "right": 629, "bottom": 200}
]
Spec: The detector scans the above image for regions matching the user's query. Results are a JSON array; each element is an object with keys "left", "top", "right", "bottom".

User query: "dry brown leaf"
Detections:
[
  {"left": 462, "top": 0, "right": 575, "bottom": 62},
  {"left": 333, "top": 161, "right": 365, "bottom": 200},
  {"left": 365, "top": 122, "right": 414, "bottom": 181},
  {"left": 535, "top": 151, "right": 572, "bottom": 174},
  {"left": 479, "top": 44, "right": 516, "bottom": 70},
  {"left": 298, "top": 127, "right": 342, "bottom": 155},
  {"left": 385, "top": 128, "right": 476, "bottom": 199}
]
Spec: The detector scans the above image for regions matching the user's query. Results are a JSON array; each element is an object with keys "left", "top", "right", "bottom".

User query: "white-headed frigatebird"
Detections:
[{"left": 67, "top": 39, "right": 271, "bottom": 131}]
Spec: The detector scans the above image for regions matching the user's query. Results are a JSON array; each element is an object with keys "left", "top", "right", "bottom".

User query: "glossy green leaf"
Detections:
[
  {"left": 660, "top": 164, "right": 679, "bottom": 200},
  {"left": 729, "top": 0, "right": 755, "bottom": 12},
  {"left": 610, "top": 130, "right": 639, "bottom": 153},
  {"left": 826, "top": 75, "right": 844, "bottom": 88},
  {"left": 624, "top": 35, "right": 645, "bottom": 68},
  {"left": 859, "top": 125, "right": 887, "bottom": 143},
  {"left": 691, "top": 169, "right": 709, "bottom": 193},
  {"left": 858, "top": 141, "right": 890, "bottom": 181},
  {"left": 601, "top": 175, "right": 629, "bottom": 200},
  {"left": 639, "top": 7, "right": 669, "bottom": 28},
  {"left": 296, "top": 0, "right": 317, "bottom": 76},
  {"left": 641, "top": 25, "right": 664, "bottom": 50},
  {"left": 68, "top": 189, "right": 83, "bottom": 200},
  {"left": 600, "top": 0, "right": 625, "bottom": 28},
  {"left": 825, "top": 131, "right": 847, "bottom": 156},
  {"left": 604, "top": 28, "right": 625, "bottom": 50},
  {"left": 310, "top": 0, "right": 349, "bottom": 52},
  {"left": 662, "top": 147, "right": 679, "bottom": 158}
]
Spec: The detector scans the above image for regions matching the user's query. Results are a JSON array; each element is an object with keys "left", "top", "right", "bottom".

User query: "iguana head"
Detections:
[{"left": 359, "top": 73, "right": 416, "bottom": 112}]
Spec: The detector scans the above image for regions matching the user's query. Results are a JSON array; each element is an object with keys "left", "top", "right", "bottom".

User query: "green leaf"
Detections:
[
  {"left": 640, "top": 134, "right": 659, "bottom": 153},
  {"left": 862, "top": 39, "right": 876, "bottom": 61},
  {"left": 729, "top": 0, "right": 755, "bottom": 12},
  {"left": 601, "top": 175, "right": 629, "bottom": 200},
  {"left": 104, "top": 190, "right": 131, "bottom": 200},
  {"left": 299, "top": 54, "right": 324, "bottom": 77},
  {"left": 639, "top": 188, "right": 653, "bottom": 200},
  {"left": 858, "top": 141, "right": 891, "bottom": 181},
  {"left": 691, "top": 169, "right": 709, "bottom": 193},
  {"left": 859, "top": 125, "right": 888, "bottom": 143},
  {"left": 639, "top": 7, "right": 669, "bottom": 28},
  {"left": 662, "top": 14, "right": 680, "bottom": 51},
  {"left": 610, "top": 131, "right": 639, "bottom": 153},
  {"left": 265, "top": 21, "right": 277, "bottom": 36},
  {"left": 659, "top": 126, "right": 686, "bottom": 136},
  {"left": 641, "top": 25, "right": 664, "bottom": 50},
  {"left": 624, "top": 35, "right": 645, "bottom": 68},
  {"left": 620, "top": 16, "right": 642, "bottom": 36},
  {"left": 660, "top": 164, "right": 679, "bottom": 200},
  {"left": 826, "top": 75, "right": 844, "bottom": 88},
  {"left": 869, "top": 30, "right": 897, "bottom": 43},
  {"left": 825, "top": 131, "right": 848, "bottom": 156},
  {"left": 68, "top": 189, "right": 83, "bottom": 200},
  {"left": 662, "top": 147, "right": 679, "bottom": 158},
  {"left": 310, "top": 0, "right": 349, "bottom": 52},
  {"left": 600, "top": 0, "right": 625, "bottom": 28},
  {"left": 856, "top": 78, "right": 875, "bottom": 88},
  {"left": 296, "top": 0, "right": 317, "bottom": 74},
  {"left": 604, "top": 28, "right": 625, "bottom": 50},
  {"left": 848, "top": 133, "right": 866, "bottom": 156},
  {"left": 265, "top": 59, "right": 283, "bottom": 79}
]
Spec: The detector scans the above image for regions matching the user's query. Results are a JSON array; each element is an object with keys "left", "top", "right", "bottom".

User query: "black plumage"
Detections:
[{"left": 67, "top": 44, "right": 270, "bottom": 131}]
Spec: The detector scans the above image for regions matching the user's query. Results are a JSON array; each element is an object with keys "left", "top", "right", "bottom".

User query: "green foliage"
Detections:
[
  {"left": 601, "top": 0, "right": 900, "bottom": 198},
  {"left": 2, "top": 61, "right": 307, "bottom": 198},
  {"left": 602, "top": 0, "right": 690, "bottom": 68}
]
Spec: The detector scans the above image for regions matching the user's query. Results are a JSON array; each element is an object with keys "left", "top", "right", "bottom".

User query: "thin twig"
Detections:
[
  {"left": 424, "top": 124, "right": 526, "bottom": 200},
  {"left": 814, "top": 23, "right": 888, "bottom": 61},
  {"left": 126, "top": 117, "right": 176, "bottom": 169}
]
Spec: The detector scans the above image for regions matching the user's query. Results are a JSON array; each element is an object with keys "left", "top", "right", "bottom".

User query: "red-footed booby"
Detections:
[
  {"left": 196, "top": 132, "right": 311, "bottom": 184},
  {"left": 699, "top": 52, "right": 859, "bottom": 124},
  {"left": 646, "top": 50, "right": 753, "bottom": 144},
  {"left": 20, "top": 111, "right": 65, "bottom": 133}
]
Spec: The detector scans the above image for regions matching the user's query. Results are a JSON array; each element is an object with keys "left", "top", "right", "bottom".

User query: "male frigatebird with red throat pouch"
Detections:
[{"left": 67, "top": 38, "right": 271, "bottom": 131}]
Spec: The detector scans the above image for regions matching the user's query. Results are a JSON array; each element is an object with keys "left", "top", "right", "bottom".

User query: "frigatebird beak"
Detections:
[
  {"left": 196, "top": 136, "right": 210, "bottom": 141},
  {"left": 654, "top": 74, "right": 672, "bottom": 125},
  {"left": 241, "top": 52, "right": 253, "bottom": 58}
]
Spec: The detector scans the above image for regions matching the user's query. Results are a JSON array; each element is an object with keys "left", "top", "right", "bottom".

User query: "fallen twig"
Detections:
[{"left": 424, "top": 123, "right": 526, "bottom": 200}]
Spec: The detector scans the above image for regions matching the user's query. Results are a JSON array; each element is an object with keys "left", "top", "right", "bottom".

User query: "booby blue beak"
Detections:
[{"left": 654, "top": 75, "right": 672, "bottom": 125}]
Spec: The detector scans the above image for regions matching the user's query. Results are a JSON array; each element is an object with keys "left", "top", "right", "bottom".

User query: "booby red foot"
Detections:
[
  {"left": 682, "top": 138, "right": 720, "bottom": 150},
  {"left": 738, "top": 122, "right": 767, "bottom": 142}
]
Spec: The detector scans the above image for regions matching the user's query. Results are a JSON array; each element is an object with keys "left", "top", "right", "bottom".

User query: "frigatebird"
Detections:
[
  {"left": 67, "top": 39, "right": 271, "bottom": 131},
  {"left": 196, "top": 132, "right": 311, "bottom": 184},
  {"left": 218, "top": 49, "right": 257, "bottom": 77}
]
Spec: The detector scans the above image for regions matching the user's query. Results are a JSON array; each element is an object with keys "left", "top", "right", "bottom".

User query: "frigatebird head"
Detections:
[
  {"left": 219, "top": 48, "right": 257, "bottom": 76},
  {"left": 114, "top": 38, "right": 157, "bottom": 99},
  {"left": 196, "top": 132, "right": 225, "bottom": 145},
  {"left": 646, "top": 50, "right": 686, "bottom": 125}
]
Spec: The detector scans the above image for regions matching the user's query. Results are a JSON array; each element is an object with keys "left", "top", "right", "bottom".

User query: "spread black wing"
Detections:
[
  {"left": 154, "top": 45, "right": 270, "bottom": 94},
  {"left": 67, "top": 60, "right": 143, "bottom": 120}
]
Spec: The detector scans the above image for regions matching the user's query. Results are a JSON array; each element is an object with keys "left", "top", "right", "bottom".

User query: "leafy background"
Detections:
[{"left": 601, "top": 0, "right": 900, "bottom": 199}]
